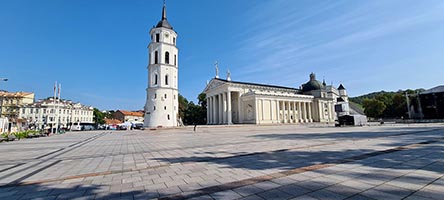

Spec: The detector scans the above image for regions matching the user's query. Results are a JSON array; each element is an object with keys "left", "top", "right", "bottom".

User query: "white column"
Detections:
[
  {"left": 303, "top": 102, "right": 307, "bottom": 122},
  {"left": 329, "top": 102, "right": 334, "bottom": 122},
  {"left": 286, "top": 101, "right": 291, "bottom": 123},
  {"left": 281, "top": 101, "right": 284, "bottom": 123},
  {"left": 277, "top": 100, "right": 280, "bottom": 123},
  {"left": 211, "top": 96, "right": 215, "bottom": 124},
  {"left": 211, "top": 95, "right": 217, "bottom": 124},
  {"left": 218, "top": 93, "right": 223, "bottom": 124},
  {"left": 227, "top": 91, "right": 232, "bottom": 125},
  {"left": 222, "top": 92, "right": 227, "bottom": 124},
  {"left": 283, "top": 101, "right": 286, "bottom": 123},
  {"left": 271, "top": 99, "right": 275, "bottom": 123},
  {"left": 238, "top": 92, "right": 242, "bottom": 123},
  {"left": 293, "top": 101, "right": 297, "bottom": 123},
  {"left": 298, "top": 102, "right": 302, "bottom": 123},
  {"left": 308, "top": 102, "right": 313, "bottom": 123}
]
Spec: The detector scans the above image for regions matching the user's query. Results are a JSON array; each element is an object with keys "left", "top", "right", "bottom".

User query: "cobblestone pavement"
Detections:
[{"left": 0, "top": 124, "right": 443, "bottom": 200}]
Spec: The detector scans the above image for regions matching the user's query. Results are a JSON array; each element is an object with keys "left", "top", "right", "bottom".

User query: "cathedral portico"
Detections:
[{"left": 203, "top": 73, "right": 344, "bottom": 125}]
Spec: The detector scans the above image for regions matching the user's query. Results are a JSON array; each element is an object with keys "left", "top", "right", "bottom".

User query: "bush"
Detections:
[{"left": 0, "top": 130, "right": 41, "bottom": 142}]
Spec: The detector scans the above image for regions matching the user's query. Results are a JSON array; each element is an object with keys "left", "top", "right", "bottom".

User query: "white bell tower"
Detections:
[{"left": 144, "top": 2, "right": 179, "bottom": 128}]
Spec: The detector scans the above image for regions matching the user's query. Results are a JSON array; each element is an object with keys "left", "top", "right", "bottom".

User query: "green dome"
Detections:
[{"left": 302, "top": 73, "right": 325, "bottom": 92}]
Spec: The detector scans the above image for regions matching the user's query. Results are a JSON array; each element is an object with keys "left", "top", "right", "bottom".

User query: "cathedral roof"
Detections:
[
  {"left": 301, "top": 73, "right": 325, "bottom": 92},
  {"left": 338, "top": 84, "right": 346, "bottom": 90},
  {"left": 214, "top": 78, "right": 299, "bottom": 91},
  {"left": 155, "top": 3, "right": 173, "bottom": 30}
]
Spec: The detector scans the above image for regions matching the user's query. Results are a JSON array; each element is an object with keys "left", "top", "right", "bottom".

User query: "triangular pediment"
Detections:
[{"left": 203, "top": 78, "right": 227, "bottom": 93}]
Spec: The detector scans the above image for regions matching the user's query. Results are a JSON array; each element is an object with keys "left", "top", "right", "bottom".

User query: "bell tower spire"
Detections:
[
  {"left": 155, "top": 0, "right": 173, "bottom": 29},
  {"left": 162, "top": 0, "right": 167, "bottom": 19}
]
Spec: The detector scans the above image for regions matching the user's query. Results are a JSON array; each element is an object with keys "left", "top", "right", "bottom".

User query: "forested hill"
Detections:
[
  {"left": 350, "top": 91, "right": 397, "bottom": 105},
  {"left": 349, "top": 89, "right": 424, "bottom": 118}
]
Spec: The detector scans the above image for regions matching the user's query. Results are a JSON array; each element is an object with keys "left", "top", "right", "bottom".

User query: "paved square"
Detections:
[{"left": 0, "top": 124, "right": 443, "bottom": 200}]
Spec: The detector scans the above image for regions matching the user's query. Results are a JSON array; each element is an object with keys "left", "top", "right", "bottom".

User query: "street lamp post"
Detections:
[{"left": 0, "top": 78, "right": 9, "bottom": 118}]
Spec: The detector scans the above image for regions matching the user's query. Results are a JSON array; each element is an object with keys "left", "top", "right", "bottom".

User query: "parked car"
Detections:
[
  {"left": 117, "top": 124, "right": 127, "bottom": 130},
  {"left": 82, "top": 125, "right": 95, "bottom": 131},
  {"left": 108, "top": 124, "right": 117, "bottom": 130},
  {"left": 134, "top": 123, "right": 144, "bottom": 130}
]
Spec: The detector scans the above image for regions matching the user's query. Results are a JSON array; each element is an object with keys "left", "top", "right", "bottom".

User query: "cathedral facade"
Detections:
[
  {"left": 203, "top": 73, "right": 350, "bottom": 125},
  {"left": 144, "top": 4, "right": 179, "bottom": 128}
]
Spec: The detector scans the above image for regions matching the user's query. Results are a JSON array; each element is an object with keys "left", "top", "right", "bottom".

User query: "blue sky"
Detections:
[{"left": 1, "top": 0, "right": 444, "bottom": 110}]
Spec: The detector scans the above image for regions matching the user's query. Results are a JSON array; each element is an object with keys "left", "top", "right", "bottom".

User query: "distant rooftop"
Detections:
[
  {"left": 117, "top": 110, "right": 144, "bottom": 117},
  {"left": 421, "top": 85, "right": 444, "bottom": 94},
  {"left": 0, "top": 91, "right": 34, "bottom": 98}
]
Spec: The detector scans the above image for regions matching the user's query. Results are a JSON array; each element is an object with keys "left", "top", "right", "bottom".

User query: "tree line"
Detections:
[{"left": 350, "top": 89, "right": 424, "bottom": 119}]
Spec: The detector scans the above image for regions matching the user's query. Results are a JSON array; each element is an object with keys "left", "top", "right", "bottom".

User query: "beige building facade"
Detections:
[{"left": 0, "top": 91, "right": 35, "bottom": 119}]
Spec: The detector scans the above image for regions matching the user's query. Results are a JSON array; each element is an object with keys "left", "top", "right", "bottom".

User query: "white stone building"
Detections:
[
  {"left": 203, "top": 73, "right": 351, "bottom": 125},
  {"left": 144, "top": 3, "right": 179, "bottom": 128},
  {"left": 18, "top": 98, "right": 94, "bottom": 130}
]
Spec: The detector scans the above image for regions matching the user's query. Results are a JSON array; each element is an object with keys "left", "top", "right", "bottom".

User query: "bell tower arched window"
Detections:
[
  {"left": 165, "top": 51, "right": 170, "bottom": 64},
  {"left": 154, "top": 74, "right": 158, "bottom": 85},
  {"left": 154, "top": 51, "right": 158, "bottom": 64},
  {"left": 165, "top": 75, "right": 169, "bottom": 85}
]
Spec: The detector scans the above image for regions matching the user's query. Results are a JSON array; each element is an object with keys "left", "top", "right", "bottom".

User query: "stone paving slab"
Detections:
[{"left": 0, "top": 124, "right": 443, "bottom": 199}]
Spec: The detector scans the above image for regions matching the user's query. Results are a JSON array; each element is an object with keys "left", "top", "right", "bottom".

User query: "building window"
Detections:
[
  {"left": 154, "top": 74, "right": 158, "bottom": 85},
  {"left": 153, "top": 106, "right": 156, "bottom": 110},
  {"left": 165, "top": 75, "right": 169, "bottom": 85},
  {"left": 174, "top": 95, "right": 176, "bottom": 99},
  {"left": 154, "top": 51, "right": 158, "bottom": 64},
  {"left": 164, "top": 106, "right": 166, "bottom": 110},
  {"left": 173, "top": 37, "right": 175, "bottom": 45},
  {"left": 154, "top": 93, "right": 157, "bottom": 99},
  {"left": 167, "top": 114, "right": 170, "bottom": 120},
  {"left": 164, "top": 94, "right": 167, "bottom": 99},
  {"left": 156, "top": 33, "right": 160, "bottom": 42},
  {"left": 174, "top": 55, "right": 176, "bottom": 66},
  {"left": 165, "top": 51, "right": 170, "bottom": 64}
]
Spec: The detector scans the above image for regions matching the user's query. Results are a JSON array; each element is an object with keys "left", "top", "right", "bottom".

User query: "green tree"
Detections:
[
  {"left": 93, "top": 108, "right": 106, "bottom": 125},
  {"left": 178, "top": 93, "right": 207, "bottom": 125},
  {"left": 362, "top": 99, "right": 386, "bottom": 118},
  {"left": 178, "top": 94, "right": 188, "bottom": 121},
  {"left": 198, "top": 93, "right": 207, "bottom": 108}
]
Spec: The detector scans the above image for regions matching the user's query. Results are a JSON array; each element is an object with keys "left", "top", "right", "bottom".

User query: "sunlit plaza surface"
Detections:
[{"left": 0, "top": 124, "right": 443, "bottom": 200}]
